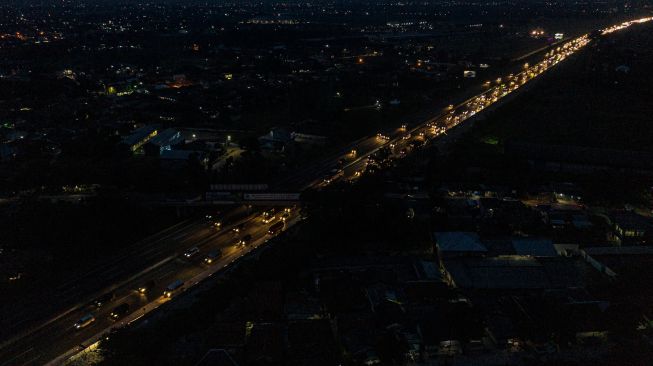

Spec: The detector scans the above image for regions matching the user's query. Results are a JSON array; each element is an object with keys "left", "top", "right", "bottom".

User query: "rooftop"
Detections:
[
  {"left": 121, "top": 125, "right": 158, "bottom": 146},
  {"left": 434, "top": 232, "right": 488, "bottom": 254},
  {"left": 511, "top": 238, "right": 557, "bottom": 257},
  {"left": 443, "top": 256, "right": 585, "bottom": 290}
]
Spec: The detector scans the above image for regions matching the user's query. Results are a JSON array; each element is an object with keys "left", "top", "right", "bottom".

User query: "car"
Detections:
[
  {"left": 138, "top": 280, "right": 156, "bottom": 294},
  {"left": 75, "top": 314, "right": 95, "bottom": 330},
  {"left": 322, "top": 168, "right": 344, "bottom": 185},
  {"left": 204, "top": 249, "right": 223, "bottom": 264},
  {"left": 281, "top": 211, "right": 291, "bottom": 221},
  {"left": 268, "top": 221, "right": 284, "bottom": 235},
  {"left": 232, "top": 222, "right": 245, "bottom": 233},
  {"left": 240, "top": 234, "right": 252, "bottom": 246},
  {"left": 261, "top": 214, "right": 276, "bottom": 224},
  {"left": 109, "top": 303, "right": 130, "bottom": 320},
  {"left": 183, "top": 247, "right": 199, "bottom": 258},
  {"left": 213, "top": 221, "right": 222, "bottom": 230},
  {"left": 261, "top": 209, "right": 276, "bottom": 223},
  {"left": 205, "top": 211, "right": 221, "bottom": 221},
  {"left": 92, "top": 292, "right": 114, "bottom": 307}
]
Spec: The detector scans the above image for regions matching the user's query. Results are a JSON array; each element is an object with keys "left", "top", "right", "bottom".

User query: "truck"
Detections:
[
  {"left": 163, "top": 279, "right": 184, "bottom": 298},
  {"left": 268, "top": 221, "right": 284, "bottom": 235}
]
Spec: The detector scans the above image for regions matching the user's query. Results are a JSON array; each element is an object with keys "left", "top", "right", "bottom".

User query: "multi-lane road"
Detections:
[
  {"left": 1, "top": 16, "right": 651, "bottom": 366},
  {"left": 2, "top": 208, "right": 301, "bottom": 366}
]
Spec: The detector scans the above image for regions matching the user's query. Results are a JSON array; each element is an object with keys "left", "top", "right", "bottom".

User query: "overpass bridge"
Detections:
[{"left": 150, "top": 192, "right": 302, "bottom": 207}]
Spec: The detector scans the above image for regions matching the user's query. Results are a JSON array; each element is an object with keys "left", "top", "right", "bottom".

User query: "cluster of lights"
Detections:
[
  {"left": 443, "top": 35, "right": 590, "bottom": 130},
  {"left": 322, "top": 16, "right": 649, "bottom": 189},
  {"left": 601, "top": 17, "right": 653, "bottom": 35}
]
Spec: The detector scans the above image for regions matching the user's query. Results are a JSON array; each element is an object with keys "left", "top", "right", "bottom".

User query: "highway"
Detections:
[
  {"left": 296, "top": 31, "right": 596, "bottom": 188},
  {"left": 274, "top": 36, "right": 590, "bottom": 190},
  {"left": 1, "top": 16, "right": 651, "bottom": 366},
  {"left": 1, "top": 208, "right": 300, "bottom": 366}
]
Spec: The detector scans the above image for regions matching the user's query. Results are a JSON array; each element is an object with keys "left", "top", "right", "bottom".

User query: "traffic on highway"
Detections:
[
  {"left": 2, "top": 16, "right": 651, "bottom": 366},
  {"left": 301, "top": 17, "right": 653, "bottom": 188},
  {"left": 1, "top": 208, "right": 299, "bottom": 366}
]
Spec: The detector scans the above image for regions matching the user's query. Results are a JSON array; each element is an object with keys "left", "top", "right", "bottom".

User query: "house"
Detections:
[
  {"left": 433, "top": 232, "right": 488, "bottom": 258},
  {"left": 506, "top": 140, "right": 653, "bottom": 173},
  {"left": 195, "top": 349, "right": 240, "bottom": 366},
  {"left": 144, "top": 128, "right": 182, "bottom": 156},
  {"left": 511, "top": 238, "right": 557, "bottom": 257},
  {"left": 610, "top": 211, "right": 653, "bottom": 245},
  {"left": 160, "top": 149, "right": 200, "bottom": 161},
  {"left": 245, "top": 323, "right": 285, "bottom": 365},
  {"left": 443, "top": 256, "right": 585, "bottom": 290},
  {"left": 120, "top": 125, "right": 158, "bottom": 153},
  {"left": 284, "top": 292, "right": 325, "bottom": 320},
  {"left": 478, "top": 197, "right": 501, "bottom": 218},
  {"left": 259, "top": 127, "right": 292, "bottom": 151},
  {"left": 442, "top": 256, "right": 551, "bottom": 289},
  {"left": 287, "top": 319, "right": 340, "bottom": 366},
  {"left": 291, "top": 132, "right": 328, "bottom": 145},
  {"left": 571, "top": 214, "right": 593, "bottom": 230}
]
